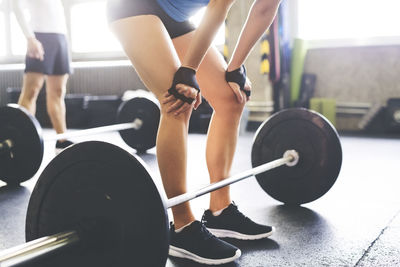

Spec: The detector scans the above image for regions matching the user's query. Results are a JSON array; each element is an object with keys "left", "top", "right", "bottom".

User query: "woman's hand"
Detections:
[
  {"left": 163, "top": 67, "right": 202, "bottom": 116},
  {"left": 27, "top": 37, "right": 44, "bottom": 61},
  {"left": 226, "top": 65, "right": 251, "bottom": 103},
  {"left": 162, "top": 84, "right": 202, "bottom": 116},
  {"left": 229, "top": 76, "right": 251, "bottom": 103}
]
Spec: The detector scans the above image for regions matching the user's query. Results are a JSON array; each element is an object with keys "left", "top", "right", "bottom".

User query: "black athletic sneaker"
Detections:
[
  {"left": 202, "top": 203, "right": 275, "bottom": 240},
  {"left": 169, "top": 220, "right": 241, "bottom": 265},
  {"left": 55, "top": 140, "right": 74, "bottom": 155}
]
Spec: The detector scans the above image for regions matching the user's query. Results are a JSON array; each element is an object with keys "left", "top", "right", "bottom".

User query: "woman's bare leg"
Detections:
[
  {"left": 173, "top": 32, "right": 245, "bottom": 212},
  {"left": 110, "top": 16, "right": 195, "bottom": 228}
]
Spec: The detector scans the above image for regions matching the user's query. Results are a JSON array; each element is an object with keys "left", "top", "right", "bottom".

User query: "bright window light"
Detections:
[
  {"left": 71, "top": 1, "right": 122, "bottom": 53},
  {"left": 0, "top": 12, "right": 5, "bottom": 56},
  {"left": 298, "top": 0, "right": 400, "bottom": 40},
  {"left": 190, "top": 7, "right": 225, "bottom": 46},
  {"left": 10, "top": 13, "right": 26, "bottom": 55}
]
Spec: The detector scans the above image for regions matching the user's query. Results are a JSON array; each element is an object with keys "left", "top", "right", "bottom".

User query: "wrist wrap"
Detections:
[{"left": 225, "top": 65, "right": 250, "bottom": 97}]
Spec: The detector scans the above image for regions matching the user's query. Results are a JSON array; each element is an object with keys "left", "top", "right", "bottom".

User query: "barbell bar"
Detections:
[
  {"left": 0, "top": 108, "right": 342, "bottom": 267},
  {"left": 0, "top": 90, "right": 160, "bottom": 185},
  {"left": 0, "top": 231, "right": 78, "bottom": 267},
  {"left": 44, "top": 118, "right": 143, "bottom": 141},
  {"left": 0, "top": 118, "right": 143, "bottom": 150},
  {"left": 166, "top": 150, "right": 298, "bottom": 208}
]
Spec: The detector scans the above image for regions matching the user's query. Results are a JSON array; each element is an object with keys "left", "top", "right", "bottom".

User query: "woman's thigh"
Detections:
[{"left": 110, "top": 15, "right": 180, "bottom": 99}]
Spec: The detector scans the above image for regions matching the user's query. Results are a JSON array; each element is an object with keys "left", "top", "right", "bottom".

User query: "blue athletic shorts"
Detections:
[
  {"left": 107, "top": 0, "right": 196, "bottom": 39},
  {"left": 25, "top": 32, "right": 71, "bottom": 75}
]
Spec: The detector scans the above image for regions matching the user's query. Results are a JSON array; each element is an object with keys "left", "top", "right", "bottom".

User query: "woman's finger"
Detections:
[
  {"left": 174, "top": 102, "right": 191, "bottom": 116},
  {"left": 228, "top": 82, "right": 243, "bottom": 103},
  {"left": 166, "top": 99, "right": 184, "bottom": 113},
  {"left": 194, "top": 92, "right": 202, "bottom": 110},
  {"left": 176, "top": 84, "right": 198, "bottom": 99},
  {"left": 244, "top": 78, "right": 251, "bottom": 102},
  {"left": 161, "top": 94, "right": 176, "bottom": 104}
]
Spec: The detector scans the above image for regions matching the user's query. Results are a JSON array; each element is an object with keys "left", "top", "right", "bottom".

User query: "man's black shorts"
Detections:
[{"left": 25, "top": 32, "right": 71, "bottom": 75}]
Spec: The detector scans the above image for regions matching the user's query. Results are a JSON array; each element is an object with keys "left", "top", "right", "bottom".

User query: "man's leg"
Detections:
[
  {"left": 46, "top": 74, "right": 68, "bottom": 134},
  {"left": 18, "top": 72, "right": 45, "bottom": 115}
]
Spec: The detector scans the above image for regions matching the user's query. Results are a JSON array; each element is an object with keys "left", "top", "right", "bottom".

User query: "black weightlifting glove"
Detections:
[
  {"left": 225, "top": 65, "right": 250, "bottom": 97},
  {"left": 168, "top": 67, "right": 200, "bottom": 104}
]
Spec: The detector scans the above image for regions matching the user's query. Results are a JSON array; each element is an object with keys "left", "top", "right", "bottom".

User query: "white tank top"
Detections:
[{"left": 13, "top": 0, "right": 67, "bottom": 37}]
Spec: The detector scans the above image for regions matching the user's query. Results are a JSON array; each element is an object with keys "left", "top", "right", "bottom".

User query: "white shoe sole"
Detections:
[
  {"left": 169, "top": 245, "right": 241, "bottom": 265},
  {"left": 207, "top": 226, "right": 275, "bottom": 240}
]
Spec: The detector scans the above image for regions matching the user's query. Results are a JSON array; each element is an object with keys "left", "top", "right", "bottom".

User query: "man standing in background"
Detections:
[{"left": 12, "top": 0, "right": 73, "bottom": 153}]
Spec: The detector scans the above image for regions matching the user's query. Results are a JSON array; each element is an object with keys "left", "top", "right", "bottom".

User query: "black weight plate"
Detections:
[
  {"left": 0, "top": 104, "right": 44, "bottom": 185},
  {"left": 117, "top": 92, "right": 160, "bottom": 153},
  {"left": 251, "top": 108, "right": 342, "bottom": 205},
  {"left": 26, "top": 141, "right": 169, "bottom": 267}
]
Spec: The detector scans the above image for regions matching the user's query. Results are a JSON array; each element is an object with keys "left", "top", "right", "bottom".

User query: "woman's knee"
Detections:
[
  {"left": 159, "top": 101, "right": 192, "bottom": 124},
  {"left": 210, "top": 94, "right": 246, "bottom": 118}
]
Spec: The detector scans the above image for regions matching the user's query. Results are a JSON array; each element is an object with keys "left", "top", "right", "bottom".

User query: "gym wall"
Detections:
[
  {"left": 304, "top": 45, "right": 400, "bottom": 131},
  {"left": 0, "top": 62, "right": 146, "bottom": 107}
]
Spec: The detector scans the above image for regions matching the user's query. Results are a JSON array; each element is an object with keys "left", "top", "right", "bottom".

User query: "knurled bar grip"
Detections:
[{"left": 0, "top": 231, "right": 79, "bottom": 267}]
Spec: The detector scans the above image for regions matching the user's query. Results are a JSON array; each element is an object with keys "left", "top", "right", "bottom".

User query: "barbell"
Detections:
[
  {"left": 0, "top": 90, "right": 160, "bottom": 185},
  {"left": 0, "top": 108, "right": 342, "bottom": 267}
]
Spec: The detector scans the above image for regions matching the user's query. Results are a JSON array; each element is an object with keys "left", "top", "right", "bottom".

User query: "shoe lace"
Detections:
[
  {"left": 201, "top": 211, "right": 208, "bottom": 224},
  {"left": 197, "top": 223, "right": 215, "bottom": 241},
  {"left": 229, "top": 204, "right": 253, "bottom": 224}
]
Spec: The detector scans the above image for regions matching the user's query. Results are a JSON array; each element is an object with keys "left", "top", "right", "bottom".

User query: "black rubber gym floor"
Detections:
[{"left": 1, "top": 130, "right": 399, "bottom": 267}]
